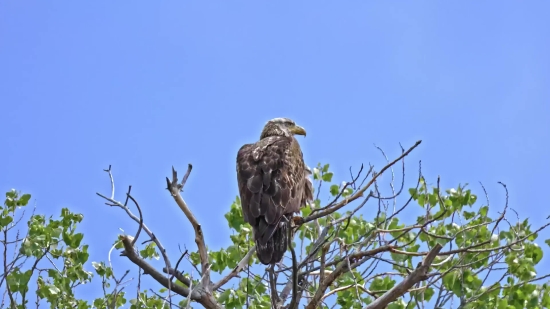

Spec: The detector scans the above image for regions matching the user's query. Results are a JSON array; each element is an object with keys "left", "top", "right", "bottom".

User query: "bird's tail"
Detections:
[{"left": 254, "top": 220, "right": 289, "bottom": 265}]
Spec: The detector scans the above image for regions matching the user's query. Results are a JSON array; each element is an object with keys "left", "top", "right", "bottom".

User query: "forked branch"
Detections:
[
  {"left": 98, "top": 165, "right": 224, "bottom": 309},
  {"left": 165, "top": 165, "right": 211, "bottom": 290},
  {"left": 119, "top": 235, "right": 222, "bottom": 309}
]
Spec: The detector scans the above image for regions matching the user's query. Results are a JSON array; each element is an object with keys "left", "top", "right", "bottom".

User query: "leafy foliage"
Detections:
[{"left": 2, "top": 154, "right": 550, "bottom": 308}]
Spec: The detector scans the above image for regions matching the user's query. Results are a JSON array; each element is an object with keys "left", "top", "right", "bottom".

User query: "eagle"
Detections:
[{"left": 236, "top": 117, "right": 313, "bottom": 265}]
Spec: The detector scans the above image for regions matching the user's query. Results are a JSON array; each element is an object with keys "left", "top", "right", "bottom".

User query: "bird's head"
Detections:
[{"left": 260, "top": 117, "right": 306, "bottom": 139}]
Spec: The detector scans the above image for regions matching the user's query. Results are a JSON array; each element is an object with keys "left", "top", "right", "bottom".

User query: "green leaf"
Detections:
[
  {"left": 464, "top": 210, "right": 476, "bottom": 220},
  {"left": 48, "top": 285, "right": 61, "bottom": 295},
  {"left": 322, "top": 172, "right": 333, "bottom": 182},
  {"left": 0, "top": 215, "right": 13, "bottom": 227},
  {"left": 417, "top": 194, "right": 426, "bottom": 206},
  {"left": 313, "top": 167, "right": 321, "bottom": 180},
  {"left": 342, "top": 187, "right": 353, "bottom": 197},
  {"left": 6, "top": 268, "right": 32, "bottom": 293},
  {"left": 69, "top": 233, "right": 84, "bottom": 248},
  {"left": 479, "top": 205, "right": 489, "bottom": 217},
  {"left": 18, "top": 193, "right": 31, "bottom": 206},
  {"left": 409, "top": 188, "right": 418, "bottom": 199},
  {"left": 301, "top": 205, "right": 312, "bottom": 217},
  {"left": 218, "top": 289, "right": 232, "bottom": 303},
  {"left": 330, "top": 185, "right": 340, "bottom": 196},
  {"left": 140, "top": 242, "right": 160, "bottom": 260}
]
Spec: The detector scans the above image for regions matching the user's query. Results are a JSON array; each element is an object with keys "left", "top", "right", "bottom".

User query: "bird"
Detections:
[{"left": 236, "top": 117, "right": 313, "bottom": 265}]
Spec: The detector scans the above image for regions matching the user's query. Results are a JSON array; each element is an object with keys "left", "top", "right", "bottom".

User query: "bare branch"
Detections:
[
  {"left": 166, "top": 164, "right": 211, "bottom": 290},
  {"left": 269, "top": 266, "right": 280, "bottom": 308},
  {"left": 288, "top": 223, "right": 300, "bottom": 309},
  {"left": 119, "top": 235, "right": 222, "bottom": 309},
  {"left": 304, "top": 140, "right": 422, "bottom": 223},
  {"left": 164, "top": 249, "right": 191, "bottom": 287},
  {"left": 97, "top": 191, "right": 173, "bottom": 290},
  {"left": 103, "top": 165, "right": 115, "bottom": 200},
  {"left": 125, "top": 192, "right": 144, "bottom": 247}
]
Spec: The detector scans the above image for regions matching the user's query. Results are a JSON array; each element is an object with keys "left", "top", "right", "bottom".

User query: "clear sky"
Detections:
[{"left": 1, "top": 0, "right": 549, "bottom": 304}]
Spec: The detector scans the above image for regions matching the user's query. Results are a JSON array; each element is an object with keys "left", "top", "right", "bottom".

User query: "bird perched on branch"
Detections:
[{"left": 236, "top": 117, "right": 313, "bottom": 265}]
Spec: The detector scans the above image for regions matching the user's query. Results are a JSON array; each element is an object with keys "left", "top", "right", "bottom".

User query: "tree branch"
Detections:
[
  {"left": 304, "top": 140, "right": 421, "bottom": 223},
  {"left": 166, "top": 165, "right": 211, "bottom": 290},
  {"left": 364, "top": 243, "right": 442, "bottom": 309},
  {"left": 288, "top": 222, "right": 300, "bottom": 309},
  {"left": 119, "top": 235, "right": 222, "bottom": 309},
  {"left": 98, "top": 166, "right": 222, "bottom": 309},
  {"left": 305, "top": 245, "right": 396, "bottom": 309}
]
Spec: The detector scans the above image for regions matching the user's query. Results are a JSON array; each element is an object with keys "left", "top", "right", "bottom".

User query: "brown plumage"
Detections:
[{"left": 236, "top": 118, "right": 313, "bottom": 265}]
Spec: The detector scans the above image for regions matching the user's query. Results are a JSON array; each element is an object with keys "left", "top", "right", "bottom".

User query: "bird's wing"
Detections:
[{"left": 236, "top": 135, "right": 304, "bottom": 243}]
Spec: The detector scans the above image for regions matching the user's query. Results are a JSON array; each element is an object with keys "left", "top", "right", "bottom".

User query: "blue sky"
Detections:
[{"left": 1, "top": 0, "right": 550, "bottom": 305}]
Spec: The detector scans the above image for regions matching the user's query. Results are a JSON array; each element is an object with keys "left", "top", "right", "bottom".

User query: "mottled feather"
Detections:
[{"left": 236, "top": 120, "right": 313, "bottom": 265}]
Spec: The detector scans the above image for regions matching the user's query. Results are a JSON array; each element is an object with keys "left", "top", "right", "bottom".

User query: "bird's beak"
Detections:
[{"left": 289, "top": 124, "right": 307, "bottom": 136}]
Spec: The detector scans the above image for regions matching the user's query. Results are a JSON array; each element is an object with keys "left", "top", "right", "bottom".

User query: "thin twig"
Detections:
[{"left": 304, "top": 140, "right": 422, "bottom": 223}]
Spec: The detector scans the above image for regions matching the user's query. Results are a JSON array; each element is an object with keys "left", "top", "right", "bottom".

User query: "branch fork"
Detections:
[
  {"left": 98, "top": 165, "right": 224, "bottom": 309},
  {"left": 165, "top": 165, "right": 211, "bottom": 291}
]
